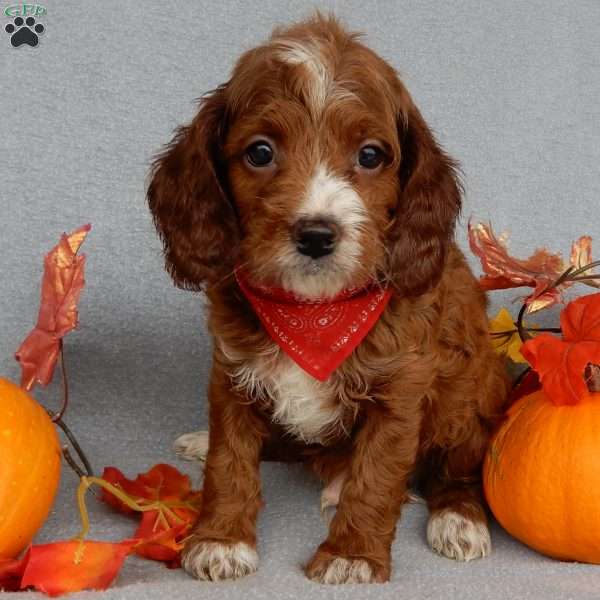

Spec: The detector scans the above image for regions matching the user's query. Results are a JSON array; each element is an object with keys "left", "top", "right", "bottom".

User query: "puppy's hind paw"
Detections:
[{"left": 174, "top": 430, "right": 209, "bottom": 462}]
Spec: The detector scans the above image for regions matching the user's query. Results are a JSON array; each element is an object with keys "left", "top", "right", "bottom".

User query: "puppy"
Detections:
[{"left": 148, "top": 13, "right": 509, "bottom": 584}]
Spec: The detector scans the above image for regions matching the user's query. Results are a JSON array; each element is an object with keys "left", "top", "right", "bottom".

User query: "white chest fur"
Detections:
[{"left": 223, "top": 343, "right": 343, "bottom": 444}]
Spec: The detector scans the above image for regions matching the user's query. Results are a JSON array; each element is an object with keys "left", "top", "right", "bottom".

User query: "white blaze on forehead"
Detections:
[
  {"left": 300, "top": 165, "right": 366, "bottom": 230},
  {"left": 274, "top": 38, "right": 331, "bottom": 114},
  {"left": 278, "top": 165, "right": 368, "bottom": 298}
]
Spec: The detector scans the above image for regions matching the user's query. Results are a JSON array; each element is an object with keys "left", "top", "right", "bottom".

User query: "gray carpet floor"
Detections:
[{"left": 2, "top": 0, "right": 600, "bottom": 597}]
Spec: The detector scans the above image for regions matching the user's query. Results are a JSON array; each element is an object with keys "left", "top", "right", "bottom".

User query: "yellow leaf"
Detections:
[{"left": 489, "top": 308, "right": 530, "bottom": 364}]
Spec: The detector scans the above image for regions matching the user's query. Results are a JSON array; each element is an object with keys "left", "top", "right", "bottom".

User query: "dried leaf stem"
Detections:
[
  {"left": 45, "top": 341, "right": 94, "bottom": 478},
  {"left": 505, "top": 259, "right": 600, "bottom": 343},
  {"left": 72, "top": 476, "right": 200, "bottom": 563}
]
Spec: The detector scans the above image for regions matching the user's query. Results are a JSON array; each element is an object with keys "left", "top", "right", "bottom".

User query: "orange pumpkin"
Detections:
[
  {"left": 484, "top": 388, "right": 600, "bottom": 563},
  {"left": 0, "top": 378, "right": 61, "bottom": 559}
]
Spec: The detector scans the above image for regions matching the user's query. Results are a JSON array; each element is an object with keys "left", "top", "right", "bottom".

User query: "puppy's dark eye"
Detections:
[
  {"left": 245, "top": 141, "right": 274, "bottom": 167},
  {"left": 357, "top": 145, "right": 385, "bottom": 169}
]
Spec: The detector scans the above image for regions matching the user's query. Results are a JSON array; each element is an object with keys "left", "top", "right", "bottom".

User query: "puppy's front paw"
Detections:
[
  {"left": 174, "top": 430, "right": 209, "bottom": 462},
  {"left": 427, "top": 509, "right": 491, "bottom": 561},
  {"left": 182, "top": 539, "right": 258, "bottom": 581},
  {"left": 305, "top": 550, "right": 383, "bottom": 584}
]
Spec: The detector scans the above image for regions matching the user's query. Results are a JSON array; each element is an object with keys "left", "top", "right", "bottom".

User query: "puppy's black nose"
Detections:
[{"left": 294, "top": 220, "right": 338, "bottom": 259}]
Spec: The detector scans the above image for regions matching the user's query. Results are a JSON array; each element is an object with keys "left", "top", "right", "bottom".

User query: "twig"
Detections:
[
  {"left": 62, "top": 446, "right": 87, "bottom": 479},
  {"left": 491, "top": 326, "right": 562, "bottom": 338},
  {"left": 550, "top": 265, "right": 575, "bottom": 289},
  {"left": 510, "top": 259, "right": 600, "bottom": 343},
  {"left": 571, "top": 274, "right": 600, "bottom": 282},
  {"left": 565, "top": 259, "right": 600, "bottom": 279},
  {"left": 43, "top": 339, "right": 94, "bottom": 477},
  {"left": 516, "top": 304, "right": 528, "bottom": 343},
  {"left": 511, "top": 366, "right": 532, "bottom": 390},
  {"left": 54, "top": 418, "right": 94, "bottom": 477},
  {"left": 51, "top": 342, "right": 69, "bottom": 423}
]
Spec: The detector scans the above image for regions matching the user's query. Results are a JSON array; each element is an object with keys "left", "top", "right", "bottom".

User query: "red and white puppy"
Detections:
[{"left": 148, "top": 14, "right": 508, "bottom": 584}]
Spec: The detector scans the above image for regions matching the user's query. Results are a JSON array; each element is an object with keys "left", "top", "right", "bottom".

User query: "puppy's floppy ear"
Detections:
[
  {"left": 148, "top": 84, "right": 238, "bottom": 290},
  {"left": 388, "top": 99, "right": 462, "bottom": 297}
]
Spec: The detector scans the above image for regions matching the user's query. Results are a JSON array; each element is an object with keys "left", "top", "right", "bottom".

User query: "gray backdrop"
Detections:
[{"left": 1, "top": 1, "right": 600, "bottom": 598}]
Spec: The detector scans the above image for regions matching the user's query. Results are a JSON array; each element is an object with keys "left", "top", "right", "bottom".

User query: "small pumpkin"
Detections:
[
  {"left": 0, "top": 378, "right": 61, "bottom": 559},
  {"left": 484, "top": 387, "right": 600, "bottom": 563}
]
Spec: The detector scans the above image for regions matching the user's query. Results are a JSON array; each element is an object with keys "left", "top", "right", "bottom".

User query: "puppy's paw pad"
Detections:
[
  {"left": 427, "top": 510, "right": 491, "bottom": 561},
  {"left": 307, "top": 556, "right": 375, "bottom": 584},
  {"left": 174, "top": 430, "right": 209, "bottom": 461},
  {"left": 182, "top": 541, "right": 258, "bottom": 581}
]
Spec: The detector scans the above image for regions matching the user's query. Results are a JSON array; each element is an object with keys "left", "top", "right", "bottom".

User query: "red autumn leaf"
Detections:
[
  {"left": 100, "top": 467, "right": 147, "bottom": 515},
  {"left": 100, "top": 464, "right": 201, "bottom": 565},
  {"left": 15, "top": 224, "right": 91, "bottom": 391},
  {"left": 101, "top": 464, "right": 200, "bottom": 513},
  {"left": 468, "top": 221, "right": 565, "bottom": 312},
  {"left": 19, "top": 540, "right": 134, "bottom": 596},
  {"left": 132, "top": 515, "right": 187, "bottom": 566},
  {"left": 0, "top": 554, "right": 27, "bottom": 592},
  {"left": 1, "top": 464, "right": 203, "bottom": 596},
  {"left": 560, "top": 293, "right": 600, "bottom": 341},
  {"left": 522, "top": 293, "right": 600, "bottom": 405}
]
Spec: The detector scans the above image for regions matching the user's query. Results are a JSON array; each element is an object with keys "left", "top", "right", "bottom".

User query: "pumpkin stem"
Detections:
[{"left": 585, "top": 364, "right": 600, "bottom": 393}]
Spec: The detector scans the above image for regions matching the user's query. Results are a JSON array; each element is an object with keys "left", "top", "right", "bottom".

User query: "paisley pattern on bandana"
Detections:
[{"left": 235, "top": 271, "right": 392, "bottom": 381}]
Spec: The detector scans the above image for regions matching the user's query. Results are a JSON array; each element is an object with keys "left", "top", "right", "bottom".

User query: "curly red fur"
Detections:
[
  {"left": 147, "top": 85, "right": 239, "bottom": 290},
  {"left": 391, "top": 99, "right": 463, "bottom": 296},
  {"left": 148, "top": 13, "right": 509, "bottom": 584}
]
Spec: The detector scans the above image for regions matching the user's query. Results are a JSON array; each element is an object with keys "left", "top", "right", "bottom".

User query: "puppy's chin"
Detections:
[{"left": 275, "top": 252, "right": 366, "bottom": 301}]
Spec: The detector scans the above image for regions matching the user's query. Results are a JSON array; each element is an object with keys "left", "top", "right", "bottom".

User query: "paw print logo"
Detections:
[{"left": 5, "top": 16, "right": 45, "bottom": 47}]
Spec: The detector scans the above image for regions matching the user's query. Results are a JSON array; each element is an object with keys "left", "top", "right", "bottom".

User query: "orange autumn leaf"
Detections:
[
  {"left": 468, "top": 221, "right": 564, "bottom": 312},
  {"left": 15, "top": 224, "right": 91, "bottom": 391},
  {"left": 468, "top": 222, "right": 598, "bottom": 313},
  {"left": 19, "top": 540, "right": 134, "bottom": 596},
  {"left": 522, "top": 292, "right": 600, "bottom": 405}
]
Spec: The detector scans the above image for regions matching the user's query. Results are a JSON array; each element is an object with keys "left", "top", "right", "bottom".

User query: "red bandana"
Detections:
[{"left": 235, "top": 271, "right": 392, "bottom": 382}]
